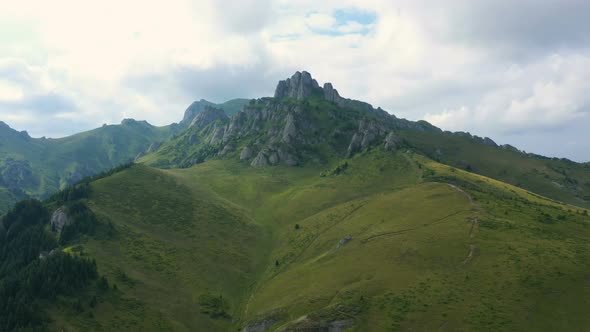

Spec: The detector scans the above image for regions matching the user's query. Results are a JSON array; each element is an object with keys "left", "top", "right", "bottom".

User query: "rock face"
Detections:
[
  {"left": 274, "top": 71, "right": 321, "bottom": 100},
  {"left": 250, "top": 146, "right": 298, "bottom": 167},
  {"left": 181, "top": 99, "right": 214, "bottom": 126},
  {"left": 209, "top": 127, "right": 225, "bottom": 145},
  {"left": 346, "top": 120, "right": 389, "bottom": 157},
  {"left": 146, "top": 142, "right": 162, "bottom": 153},
  {"left": 50, "top": 207, "right": 70, "bottom": 233},
  {"left": 384, "top": 132, "right": 401, "bottom": 151},
  {"left": 190, "top": 106, "right": 228, "bottom": 129},
  {"left": 323, "top": 82, "right": 342, "bottom": 104},
  {"left": 155, "top": 71, "right": 446, "bottom": 169},
  {"left": 240, "top": 146, "right": 253, "bottom": 160}
]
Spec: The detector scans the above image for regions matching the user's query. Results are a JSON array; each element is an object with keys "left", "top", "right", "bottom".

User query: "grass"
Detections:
[{"left": 51, "top": 148, "right": 590, "bottom": 331}]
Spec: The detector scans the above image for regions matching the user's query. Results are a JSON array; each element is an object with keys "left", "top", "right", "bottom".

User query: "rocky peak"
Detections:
[
  {"left": 190, "top": 106, "right": 228, "bottom": 129},
  {"left": 181, "top": 99, "right": 216, "bottom": 126},
  {"left": 274, "top": 71, "right": 321, "bottom": 100}
]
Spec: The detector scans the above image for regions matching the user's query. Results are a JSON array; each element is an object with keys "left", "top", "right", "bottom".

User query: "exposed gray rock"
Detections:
[
  {"left": 282, "top": 113, "right": 298, "bottom": 144},
  {"left": 39, "top": 249, "right": 57, "bottom": 260},
  {"left": 209, "top": 127, "right": 225, "bottom": 145},
  {"left": 274, "top": 71, "right": 320, "bottom": 100},
  {"left": 278, "top": 148, "right": 299, "bottom": 166},
  {"left": 243, "top": 319, "right": 278, "bottom": 332},
  {"left": 146, "top": 142, "right": 162, "bottom": 153},
  {"left": 337, "top": 235, "right": 353, "bottom": 248},
  {"left": 323, "top": 82, "right": 342, "bottom": 105},
  {"left": 240, "top": 146, "right": 253, "bottom": 160},
  {"left": 251, "top": 151, "right": 270, "bottom": 167},
  {"left": 180, "top": 99, "right": 214, "bottom": 126},
  {"left": 384, "top": 132, "right": 401, "bottom": 151},
  {"left": 50, "top": 207, "right": 70, "bottom": 233},
  {"left": 483, "top": 137, "right": 498, "bottom": 147},
  {"left": 268, "top": 150, "right": 280, "bottom": 165},
  {"left": 190, "top": 106, "right": 228, "bottom": 129},
  {"left": 218, "top": 144, "right": 234, "bottom": 156},
  {"left": 346, "top": 120, "right": 389, "bottom": 157}
]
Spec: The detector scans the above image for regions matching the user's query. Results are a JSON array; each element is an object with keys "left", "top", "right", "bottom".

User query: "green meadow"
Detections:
[{"left": 46, "top": 148, "right": 590, "bottom": 331}]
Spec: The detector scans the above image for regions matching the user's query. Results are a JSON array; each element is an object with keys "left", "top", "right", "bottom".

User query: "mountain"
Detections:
[
  {"left": 144, "top": 71, "right": 590, "bottom": 209},
  {"left": 180, "top": 98, "right": 250, "bottom": 127},
  {"left": 1, "top": 71, "right": 590, "bottom": 331},
  {"left": 0, "top": 119, "right": 178, "bottom": 214}
]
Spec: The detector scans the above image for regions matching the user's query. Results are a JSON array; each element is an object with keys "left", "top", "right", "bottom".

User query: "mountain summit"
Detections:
[{"left": 142, "top": 71, "right": 437, "bottom": 169}]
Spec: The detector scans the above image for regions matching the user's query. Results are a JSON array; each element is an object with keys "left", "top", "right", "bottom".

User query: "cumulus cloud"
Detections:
[{"left": 0, "top": 0, "right": 589, "bottom": 161}]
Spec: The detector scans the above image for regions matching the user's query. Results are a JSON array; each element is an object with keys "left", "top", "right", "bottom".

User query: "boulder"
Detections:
[
  {"left": 251, "top": 151, "right": 270, "bottom": 167},
  {"left": 337, "top": 235, "right": 353, "bottom": 248},
  {"left": 240, "top": 146, "right": 253, "bottom": 160},
  {"left": 50, "top": 207, "right": 71, "bottom": 233}
]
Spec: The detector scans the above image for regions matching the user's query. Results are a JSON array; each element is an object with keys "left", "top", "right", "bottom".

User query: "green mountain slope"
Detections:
[
  {"left": 46, "top": 147, "right": 590, "bottom": 331},
  {"left": 143, "top": 71, "right": 590, "bottom": 209},
  {"left": 3, "top": 71, "right": 590, "bottom": 331},
  {"left": 0, "top": 120, "right": 178, "bottom": 214},
  {"left": 401, "top": 130, "right": 590, "bottom": 208}
]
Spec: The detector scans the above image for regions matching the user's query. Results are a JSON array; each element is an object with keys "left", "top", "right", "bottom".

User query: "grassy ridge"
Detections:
[
  {"left": 54, "top": 149, "right": 590, "bottom": 331},
  {"left": 401, "top": 130, "right": 590, "bottom": 208},
  {"left": 0, "top": 120, "right": 176, "bottom": 214}
]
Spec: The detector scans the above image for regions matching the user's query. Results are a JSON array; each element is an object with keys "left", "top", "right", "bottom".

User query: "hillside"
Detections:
[
  {"left": 2, "top": 71, "right": 590, "bottom": 331},
  {"left": 143, "top": 71, "right": 590, "bottom": 209},
  {"left": 0, "top": 119, "right": 178, "bottom": 214},
  {"left": 43, "top": 147, "right": 590, "bottom": 331}
]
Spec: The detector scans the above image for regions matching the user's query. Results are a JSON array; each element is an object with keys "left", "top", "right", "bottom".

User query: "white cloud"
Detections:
[
  {"left": 0, "top": 0, "right": 589, "bottom": 160},
  {"left": 0, "top": 80, "right": 23, "bottom": 101},
  {"left": 305, "top": 13, "right": 336, "bottom": 31}
]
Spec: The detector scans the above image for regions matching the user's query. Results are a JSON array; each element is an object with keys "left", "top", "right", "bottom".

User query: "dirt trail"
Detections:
[
  {"left": 446, "top": 183, "right": 481, "bottom": 265},
  {"left": 361, "top": 209, "right": 470, "bottom": 243},
  {"left": 462, "top": 244, "right": 478, "bottom": 264}
]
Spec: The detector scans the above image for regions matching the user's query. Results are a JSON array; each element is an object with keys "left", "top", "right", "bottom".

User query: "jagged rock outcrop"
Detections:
[
  {"left": 281, "top": 112, "right": 299, "bottom": 144},
  {"left": 218, "top": 144, "right": 234, "bottom": 156},
  {"left": 346, "top": 120, "right": 389, "bottom": 157},
  {"left": 250, "top": 146, "right": 298, "bottom": 167},
  {"left": 240, "top": 146, "right": 253, "bottom": 160},
  {"left": 384, "top": 132, "right": 402, "bottom": 151},
  {"left": 274, "top": 71, "right": 320, "bottom": 100},
  {"left": 209, "top": 127, "right": 225, "bottom": 145},
  {"left": 180, "top": 99, "right": 214, "bottom": 126},
  {"left": 251, "top": 150, "right": 270, "bottom": 167},
  {"left": 323, "top": 82, "right": 343, "bottom": 105},
  {"left": 50, "top": 207, "right": 70, "bottom": 233},
  {"left": 190, "top": 106, "right": 228, "bottom": 129}
]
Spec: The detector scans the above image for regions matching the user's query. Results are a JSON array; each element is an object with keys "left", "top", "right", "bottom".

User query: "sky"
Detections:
[{"left": 0, "top": 0, "right": 589, "bottom": 161}]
